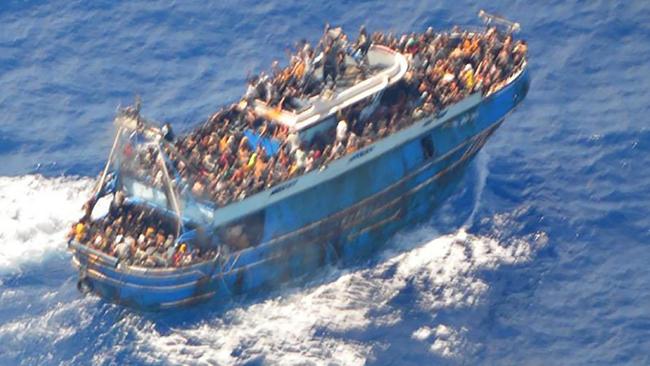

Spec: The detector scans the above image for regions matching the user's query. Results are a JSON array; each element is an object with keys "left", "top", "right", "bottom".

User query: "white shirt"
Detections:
[
  {"left": 287, "top": 133, "right": 300, "bottom": 153},
  {"left": 115, "top": 242, "right": 130, "bottom": 259},
  {"left": 294, "top": 149, "right": 306, "bottom": 168},
  {"left": 336, "top": 120, "right": 348, "bottom": 142}
]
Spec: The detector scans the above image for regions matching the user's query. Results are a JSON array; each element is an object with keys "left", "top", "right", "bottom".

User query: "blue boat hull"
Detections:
[{"left": 70, "top": 66, "right": 530, "bottom": 310}]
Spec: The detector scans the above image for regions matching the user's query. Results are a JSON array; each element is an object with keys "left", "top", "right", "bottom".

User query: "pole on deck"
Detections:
[
  {"left": 95, "top": 126, "right": 123, "bottom": 196},
  {"left": 156, "top": 143, "right": 183, "bottom": 237}
]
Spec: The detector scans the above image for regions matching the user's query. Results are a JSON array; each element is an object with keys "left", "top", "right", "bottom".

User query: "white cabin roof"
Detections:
[{"left": 253, "top": 45, "right": 408, "bottom": 132}]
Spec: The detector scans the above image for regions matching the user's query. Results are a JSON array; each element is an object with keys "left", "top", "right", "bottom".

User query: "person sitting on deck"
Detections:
[
  {"left": 68, "top": 221, "right": 87, "bottom": 242},
  {"left": 173, "top": 243, "right": 187, "bottom": 267},
  {"left": 162, "top": 122, "right": 175, "bottom": 142},
  {"left": 114, "top": 238, "right": 131, "bottom": 260},
  {"left": 81, "top": 196, "right": 96, "bottom": 222},
  {"left": 336, "top": 119, "right": 348, "bottom": 142}
]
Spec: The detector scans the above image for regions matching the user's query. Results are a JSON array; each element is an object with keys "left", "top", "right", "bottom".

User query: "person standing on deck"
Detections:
[
  {"left": 323, "top": 41, "right": 338, "bottom": 88},
  {"left": 356, "top": 26, "right": 372, "bottom": 69}
]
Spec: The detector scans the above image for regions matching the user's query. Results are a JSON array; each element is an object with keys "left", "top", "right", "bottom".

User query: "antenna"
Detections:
[
  {"left": 134, "top": 94, "right": 142, "bottom": 114},
  {"left": 156, "top": 143, "right": 183, "bottom": 237}
]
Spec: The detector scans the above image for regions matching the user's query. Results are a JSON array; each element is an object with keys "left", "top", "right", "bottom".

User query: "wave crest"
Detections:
[{"left": 0, "top": 175, "right": 92, "bottom": 275}]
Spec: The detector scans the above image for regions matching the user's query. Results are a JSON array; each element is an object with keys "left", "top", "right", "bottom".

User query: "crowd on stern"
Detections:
[{"left": 72, "top": 25, "right": 527, "bottom": 267}]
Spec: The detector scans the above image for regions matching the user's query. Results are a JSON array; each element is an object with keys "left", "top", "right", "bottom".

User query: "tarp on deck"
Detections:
[{"left": 243, "top": 129, "right": 281, "bottom": 156}]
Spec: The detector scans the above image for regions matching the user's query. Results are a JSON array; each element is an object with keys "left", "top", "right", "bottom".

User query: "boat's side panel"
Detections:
[
  {"left": 204, "top": 93, "right": 484, "bottom": 228},
  {"left": 224, "top": 67, "right": 529, "bottom": 300},
  {"left": 73, "top": 67, "right": 529, "bottom": 310},
  {"left": 216, "top": 119, "right": 502, "bottom": 301}
]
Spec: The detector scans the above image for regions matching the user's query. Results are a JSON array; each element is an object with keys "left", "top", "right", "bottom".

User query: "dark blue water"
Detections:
[{"left": 2, "top": 1, "right": 649, "bottom": 365}]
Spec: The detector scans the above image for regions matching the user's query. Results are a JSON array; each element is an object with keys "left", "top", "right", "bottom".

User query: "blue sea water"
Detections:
[{"left": 1, "top": 0, "right": 650, "bottom": 365}]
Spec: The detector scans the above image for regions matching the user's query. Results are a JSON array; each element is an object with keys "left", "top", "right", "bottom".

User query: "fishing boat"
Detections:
[{"left": 68, "top": 12, "right": 530, "bottom": 310}]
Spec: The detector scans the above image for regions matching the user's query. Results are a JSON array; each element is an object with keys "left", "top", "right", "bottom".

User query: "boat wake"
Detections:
[
  {"left": 131, "top": 217, "right": 547, "bottom": 365},
  {"left": 464, "top": 148, "right": 489, "bottom": 227},
  {"left": 0, "top": 174, "right": 547, "bottom": 365},
  {"left": 0, "top": 175, "right": 93, "bottom": 276}
]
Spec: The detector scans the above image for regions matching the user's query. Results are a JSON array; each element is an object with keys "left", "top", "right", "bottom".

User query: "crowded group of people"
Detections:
[
  {"left": 73, "top": 24, "right": 527, "bottom": 267},
  {"left": 69, "top": 192, "right": 217, "bottom": 267},
  {"left": 372, "top": 25, "right": 527, "bottom": 109},
  {"left": 152, "top": 24, "right": 526, "bottom": 207},
  {"left": 244, "top": 24, "right": 376, "bottom": 111}
]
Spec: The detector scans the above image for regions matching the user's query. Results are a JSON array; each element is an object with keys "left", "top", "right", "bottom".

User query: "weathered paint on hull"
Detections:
[{"left": 71, "top": 66, "right": 530, "bottom": 310}]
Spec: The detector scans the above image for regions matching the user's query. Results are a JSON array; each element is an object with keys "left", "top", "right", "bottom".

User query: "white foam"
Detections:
[
  {"left": 0, "top": 175, "right": 93, "bottom": 274},
  {"left": 0, "top": 296, "right": 97, "bottom": 353},
  {"left": 465, "top": 149, "right": 489, "bottom": 226},
  {"left": 135, "top": 273, "right": 375, "bottom": 365},
  {"left": 429, "top": 324, "right": 469, "bottom": 358},
  {"left": 135, "top": 223, "right": 547, "bottom": 365},
  {"left": 412, "top": 326, "right": 433, "bottom": 341}
]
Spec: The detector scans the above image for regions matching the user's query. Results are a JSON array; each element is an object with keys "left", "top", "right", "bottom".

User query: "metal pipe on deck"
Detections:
[
  {"left": 95, "top": 126, "right": 123, "bottom": 196},
  {"left": 156, "top": 143, "right": 183, "bottom": 237}
]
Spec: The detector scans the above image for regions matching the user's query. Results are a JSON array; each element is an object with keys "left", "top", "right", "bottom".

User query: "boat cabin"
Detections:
[{"left": 253, "top": 45, "right": 408, "bottom": 144}]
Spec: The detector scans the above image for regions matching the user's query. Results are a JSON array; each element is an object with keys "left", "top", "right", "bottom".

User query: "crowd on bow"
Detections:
[
  {"left": 73, "top": 24, "right": 527, "bottom": 266},
  {"left": 372, "top": 26, "right": 527, "bottom": 108},
  {"left": 69, "top": 192, "right": 217, "bottom": 267}
]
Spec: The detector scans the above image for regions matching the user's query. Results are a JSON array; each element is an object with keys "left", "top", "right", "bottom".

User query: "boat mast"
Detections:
[
  {"left": 94, "top": 126, "right": 123, "bottom": 197},
  {"left": 156, "top": 142, "right": 183, "bottom": 237},
  {"left": 111, "top": 98, "right": 185, "bottom": 236}
]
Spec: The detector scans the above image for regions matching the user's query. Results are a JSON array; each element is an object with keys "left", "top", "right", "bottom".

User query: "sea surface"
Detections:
[{"left": 1, "top": 1, "right": 649, "bottom": 365}]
